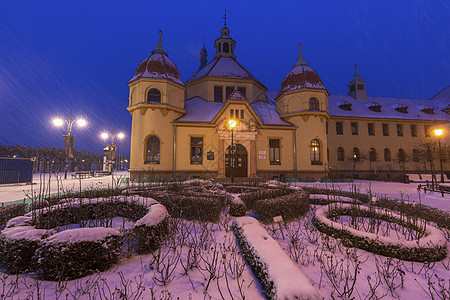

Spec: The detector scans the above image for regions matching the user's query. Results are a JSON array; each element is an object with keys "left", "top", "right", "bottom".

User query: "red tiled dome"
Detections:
[
  {"left": 277, "top": 64, "right": 326, "bottom": 98},
  {"left": 129, "top": 52, "right": 183, "bottom": 86}
]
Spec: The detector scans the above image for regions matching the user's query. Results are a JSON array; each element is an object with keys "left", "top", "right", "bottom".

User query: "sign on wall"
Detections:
[{"left": 258, "top": 150, "right": 266, "bottom": 160}]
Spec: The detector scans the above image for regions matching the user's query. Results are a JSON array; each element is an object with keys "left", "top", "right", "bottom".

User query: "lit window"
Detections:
[
  {"left": 310, "top": 139, "right": 321, "bottom": 165},
  {"left": 269, "top": 139, "right": 281, "bottom": 165},
  {"left": 147, "top": 89, "right": 161, "bottom": 103},
  {"left": 190, "top": 137, "right": 203, "bottom": 165},
  {"left": 146, "top": 136, "right": 160, "bottom": 164}
]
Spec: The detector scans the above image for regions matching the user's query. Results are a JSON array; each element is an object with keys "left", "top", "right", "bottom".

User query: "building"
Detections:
[{"left": 127, "top": 26, "right": 449, "bottom": 181}]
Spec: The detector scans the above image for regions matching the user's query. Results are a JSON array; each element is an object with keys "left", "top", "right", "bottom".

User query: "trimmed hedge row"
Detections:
[
  {"left": 0, "top": 203, "right": 27, "bottom": 226},
  {"left": 314, "top": 204, "right": 447, "bottom": 262},
  {"left": 240, "top": 187, "right": 293, "bottom": 210},
  {"left": 301, "top": 186, "right": 370, "bottom": 203},
  {"left": 229, "top": 197, "right": 246, "bottom": 217}
]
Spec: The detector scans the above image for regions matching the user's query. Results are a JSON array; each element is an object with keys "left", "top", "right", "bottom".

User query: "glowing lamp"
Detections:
[
  {"left": 101, "top": 132, "right": 109, "bottom": 140},
  {"left": 229, "top": 119, "right": 237, "bottom": 129},
  {"left": 76, "top": 119, "right": 87, "bottom": 127},
  {"left": 52, "top": 118, "right": 64, "bottom": 127},
  {"left": 434, "top": 129, "right": 443, "bottom": 136},
  {"left": 117, "top": 132, "right": 125, "bottom": 139}
]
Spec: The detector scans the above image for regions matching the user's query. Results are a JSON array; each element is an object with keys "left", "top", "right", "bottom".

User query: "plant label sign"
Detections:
[{"left": 273, "top": 215, "right": 283, "bottom": 223}]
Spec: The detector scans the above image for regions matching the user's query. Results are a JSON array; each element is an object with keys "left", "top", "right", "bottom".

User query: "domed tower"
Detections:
[
  {"left": 276, "top": 44, "right": 329, "bottom": 175},
  {"left": 127, "top": 31, "right": 185, "bottom": 179}
]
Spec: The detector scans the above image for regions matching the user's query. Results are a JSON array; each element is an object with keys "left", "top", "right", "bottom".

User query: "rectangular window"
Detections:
[
  {"left": 230, "top": 109, "right": 234, "bottom": 118},
  {"left": 351, "top": 122, "right": 358, "bottom": 135},
  {"left": 269, "top": 139, "right": 281, "bottom": 165},
  {"left": 237, "top": 87, "right": 246, "bottom": 97},
  {"left": 368, "top": 123, "right": 375, "bottom": 136},
  {"left": 226, "top": 86, "right": 234, "bottom": 100},
  {"left": 410, "top": 124, "right": 417, "bottom": 137},
  {"left": 397, "top": 124, "right": 404, "bottom": 136},
  {"left": 382, "top": 123, "right": 389, "bottom": 136},
  {"left": 424, "top": 125, "right": 431, "bottom": 137},
  {"left": 240, "top": 110, "right": 244, "bottom": 119},
  {"left": 190, "top": 137, "right": 203, "bottom": 165},
  {"left": 336, "top": 121, "right": 343, "bottom": 135},
  {"left": 214, "top": 86, "right": 223, "bottom": 102},
  {"left": 357, "top": 84, "right": 365, "bottom": 90}
]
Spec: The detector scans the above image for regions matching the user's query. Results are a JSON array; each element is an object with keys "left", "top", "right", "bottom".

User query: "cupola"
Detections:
[
  {"left": 214, "top": 14, "right": 236, "bottom": 59},
  {"left": 348, "top": 64, "right": 367, "bottom": 99},
  {"left": 277, "top": 44, "right": 326, "bottom": 99},
  {"left": 129, "top": 30, "right": 183, "bottom": 86}
]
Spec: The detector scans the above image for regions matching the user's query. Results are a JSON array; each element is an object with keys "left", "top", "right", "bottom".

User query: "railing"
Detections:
[{"left": 0, "top": 171, "right": 20, "bottom": 184}]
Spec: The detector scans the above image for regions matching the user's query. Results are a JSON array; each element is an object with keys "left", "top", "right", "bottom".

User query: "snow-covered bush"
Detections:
[
  {"left": 0, "top": 203, "right": 27, "bottom": 226},
  {"left": 252, "top": 190, "right": 310, "bottom": 223},
  {"left": 34, "top": 228, "right": 121, "bottom": 281},
  {"left": 229, "top": 197, "right": 246, "bottom": 217},
  {"left": 314, "top": 204, "right": 447, "bottom": 262},
  {"left": 232, "top": 217, "right": 323, "bottom": 300},
  {"left": 133, "top": 203, "right": 170, "bottom": 253},
  {"left": 240, "top": 186, "right": 293, "bottom": 210},
  {"left": 224, "top": 184, "right": 265, "bottom": 194},
  {"left": 0, "top": 225, "right": 53, "bottom": 273}
]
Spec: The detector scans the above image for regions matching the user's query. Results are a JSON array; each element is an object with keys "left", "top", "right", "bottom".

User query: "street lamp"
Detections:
[
  {"left": 52, "top": 109, "right": 87, "bottom": 179},
  {"left": 229, "top": 119, "right": 237, "bottom": 183},
  {"left": 434, "top": 129, "right": 444, "bottom": 183},
  {"left": 101, "top": 129, "right": 125, "bottom": 172}
]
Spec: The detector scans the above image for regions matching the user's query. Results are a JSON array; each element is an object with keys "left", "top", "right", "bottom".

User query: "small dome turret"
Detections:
[
  {"left": 348, "top": 64, "right": 367, "bottom": 99},
  {"left": 277, "top": 44, "right": 326, "bottom": 99},
  {"left": 129, "top": 30, "right": 183, "bottom": 86}
]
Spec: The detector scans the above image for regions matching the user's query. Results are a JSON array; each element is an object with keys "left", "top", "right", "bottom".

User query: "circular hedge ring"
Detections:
[
  {"left": 313, "top": 204, "right": 447, "bottom": 262},
  {"left": 0, "top": 196, "right": 169, "bottom": 280}
]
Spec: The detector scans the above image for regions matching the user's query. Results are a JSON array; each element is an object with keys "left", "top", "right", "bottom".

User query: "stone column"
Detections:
[
  {"left": 218, "top": 138, "right": 225, "bottom": 177},
  {"left": 249, "top": 140, "right": 257, "bottom": 177}
]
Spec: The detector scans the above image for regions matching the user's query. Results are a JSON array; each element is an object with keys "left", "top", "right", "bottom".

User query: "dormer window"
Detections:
[
  {"left": 421, "top": 107, "right": 435, "bottom": 114},
  {"left": 147, "top": 88, "right": 161, "bottom": 103},
  {"left": 339, "top": 102, "right": 352, "bottom": 111},
  {"left": 395, "top": 103, "right": 408, "bottom": 113},
  {"left": 368, "top": 100, "right": 382, "bottom": 112}
]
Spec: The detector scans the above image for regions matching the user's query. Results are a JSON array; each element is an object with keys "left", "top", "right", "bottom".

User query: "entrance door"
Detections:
[{"left": 225, "top": 144, "right": 247, "bottom": 177}]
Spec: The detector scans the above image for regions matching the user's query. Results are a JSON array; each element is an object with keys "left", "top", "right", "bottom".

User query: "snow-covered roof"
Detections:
[
  {"left": 277, "top": 64, "right": 326, "bottom": 98},
  {"left": 430, "top": 86, "right": 450, "bottom": 101},
  {"left": 175, "top": 97, "right": 224, "bottom": 123},
  {"left": 129, "top": 52, "right": 184, "bottom": 86},
  {"left": 251, "top": 101, "right": 292, "bottom": 126},
  {"left": 328, "top": 94, "right": 450, "bottom": 120},
  {"left": 186, "top": 57, "right": 266, "bottom": 88},
  {"left": 175, "top": 96, "right": 291, "bottom": 126}
]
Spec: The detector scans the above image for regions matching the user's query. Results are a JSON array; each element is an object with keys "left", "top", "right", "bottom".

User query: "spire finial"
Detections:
[
  {"left": 152, "top": 30, "right": 167, "bottom": 55},
  {"left": 222, "top": 9, "right": 227, "bottom": 27},
  {"left": 354, "top": 64, "right": 358, "bottom": 76},
  {"left": 294, "top": 43, "right": 308, "bottom": 67}
]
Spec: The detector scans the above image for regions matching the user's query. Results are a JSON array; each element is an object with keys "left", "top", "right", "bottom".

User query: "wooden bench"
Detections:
[
  {"left": 72, "top": 172, "right": 92, "bottom": 179},
  {"left": 94, "top": 171, "right": 111, "bottom": 177}
]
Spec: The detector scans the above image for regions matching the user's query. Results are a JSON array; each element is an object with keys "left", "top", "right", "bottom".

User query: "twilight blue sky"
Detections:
[{"left": 0, "top": 1, "right": 449, "bottom": 155}]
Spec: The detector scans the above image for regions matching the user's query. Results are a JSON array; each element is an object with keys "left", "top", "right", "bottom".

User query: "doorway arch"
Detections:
[{"left": 225, "top": 144, "right": 247, "bottom": 177}]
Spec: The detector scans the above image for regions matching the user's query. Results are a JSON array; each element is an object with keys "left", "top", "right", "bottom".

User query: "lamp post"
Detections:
[
  {"left": 434, "top": 129, "right": 444, "bottom": 183},
  {"left": 229, "top": 119, "right": 237, "bottom": 183},
  {"left": 101, "top": 129, "right": 125, "bottom": 172},
  {"left": 52, "top": 109, "right": 87, "bottom": 179}
]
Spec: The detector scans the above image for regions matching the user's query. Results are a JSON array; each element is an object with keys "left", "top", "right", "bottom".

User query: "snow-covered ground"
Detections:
[{"left": 0, "top": 173, "right": 448, "bottom": 299}]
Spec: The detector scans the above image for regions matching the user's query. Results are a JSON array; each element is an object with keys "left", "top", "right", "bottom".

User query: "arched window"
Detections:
[
  {"left": 310, "top": 139, "right": 321, "bottom": 164},
  {"left": 146, "top": 136, "right": 160, "bottom": 164},
  {"left": 147, "top": 89, "right": 161, "bottom": 103},
  {"left": 352, "top": 147, "right": 360, "bottom": 161},
  {"left": 309, "top": 97, "right": 319, "bottom": 110},
  {"left": 369, "top": 148, "right": 377, "bottom": 162},
  {"left": 223, "top": 43, "right": 229, "bottom": 53},
  {"left": 384, "top": 148, "right": 391, "bottom": 162},
  {"left": 398, "top": 148, "right": 406, "bottom": 163},
  {"left": 337, "top": 147, "right": 345, "bottom": 161}
]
